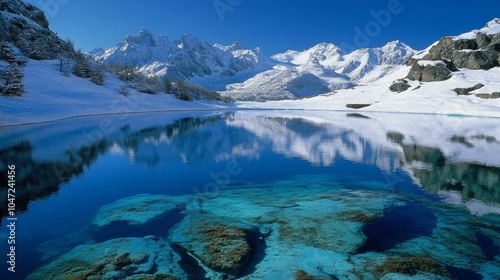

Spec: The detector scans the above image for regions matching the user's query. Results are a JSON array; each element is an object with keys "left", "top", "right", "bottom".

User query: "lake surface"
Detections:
[{"left": 0, "top": 111, "right": 499, "bottom": 279}]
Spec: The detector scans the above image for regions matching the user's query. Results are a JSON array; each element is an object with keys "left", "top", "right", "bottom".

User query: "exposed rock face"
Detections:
[
  {"left": 0, "top": 0, "right": 49, "bottom": 28},
  {"left": 389, "top": 79, "right": 411, "bottom": 92},
  {"left": 0, "top": 0, "right": 62, "bottom": 60},
  {"left": 406, "top": 60, "right": 456, "bottom": 82},
  {"left": 453, "top": 83, "right": 484, "bottom": 95},
  {"left": 406, "top": 19, "right": 500, "bottom": 85},
  {"left": 422, "top": 35, "right": 500, "bottom": 70}
]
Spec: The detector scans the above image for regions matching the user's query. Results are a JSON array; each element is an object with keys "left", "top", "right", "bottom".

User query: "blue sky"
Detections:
[{"left": 26, "top": 0, "right": 500, "bottom": 54}]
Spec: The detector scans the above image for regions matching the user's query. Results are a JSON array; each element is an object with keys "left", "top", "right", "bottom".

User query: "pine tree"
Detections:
[
  {"left": 72, "top": 51, "right": 92, "bottom": 78},
  {"left": 2, "top": 63, "right": 24, "bottom": 96},
  {"left": 54, "top": 38, "right": 75, "bottom": 73},
  {"left": 175, "top": 80, "right": 192, "bottom": 101},
  {"left": 28, "top": 38, "right": 51, "bottom": 60},
  {"left": 164, "top": 77, "right": 173, "bottom": 93},
  {"left": 90, "top": 67, "right": 105, "bottom": 85},
  {"left": 0, "top": 41, "right": 16, "bottom": 63}
]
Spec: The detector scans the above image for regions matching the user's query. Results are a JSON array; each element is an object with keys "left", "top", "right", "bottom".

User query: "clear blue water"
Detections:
[{"left": 0, "top": 111, "right": 499, "bottom": 279}]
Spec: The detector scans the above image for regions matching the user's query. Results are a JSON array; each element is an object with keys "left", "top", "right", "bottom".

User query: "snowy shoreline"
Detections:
[{"left": 1, "top": 60, "right": 500, "bottom": 126}]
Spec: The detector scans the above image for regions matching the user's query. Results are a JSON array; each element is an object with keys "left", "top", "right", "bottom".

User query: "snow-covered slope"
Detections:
[
  {"left": 0, "top": 60, "right": 231, "bottom": 126},
  {"left": 224, "top": 40, "right": 414, "bottom": 100},
  {"left": 224, "top": 65, "right": 330, "bottom": 101},
  {"left": 91, "top": 30, "right": 269, "bottom": 89},
  {"left": 236, "top": 19, "right": 500, "bottom": 115}
]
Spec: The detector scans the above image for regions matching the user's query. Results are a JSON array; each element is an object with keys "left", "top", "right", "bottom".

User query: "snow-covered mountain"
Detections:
[
  {"left": 92, "top": 29, "right": 414, "bottom": 101},
  {"left": 91, "top": 29, "right": 268, "bottom": 88},
  {"left": 223, "top": 40, "right": 414, "bottom": 100},
  {"left": 224, "top": 65, "right": 330, "bottom": 101},
  {"left": 272, "top": 40, "right": 414, "bottom": 84}
]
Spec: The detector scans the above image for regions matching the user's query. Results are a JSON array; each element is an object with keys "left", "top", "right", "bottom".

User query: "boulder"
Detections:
[
  {"left": 453, "top": 83, "right": 484, "bottom": 95},
  {"left": 346, "top": 104, "right": 371, "bottom": 109},
  {"left": 169, "top": 214, "right": 257, "bottom": 277},
  {"left": 406, "top": 60, "right": 454, "bottom": 82},
  {"left": 477, "top": 33, "right": 491, "bottom": 48},
  {"left": 27, "top": 237, "right": 186, "bottom": 280},
  {"left": 389, "top": 79, "right": 411, "bottom": 93},
  {"left": 475, "top": 92, "right": 500, "bottom": 99}
]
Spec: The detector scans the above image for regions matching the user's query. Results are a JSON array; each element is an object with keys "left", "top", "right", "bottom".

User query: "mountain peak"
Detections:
[
  {"left": 180, "top": 33, "right": 200, "bottom": 46},
  {"left": 122, "top": 28, "right": 159, "bottom": 47},
  {"left": 138, "top": 28, "right": 154, "bottom": 37}
]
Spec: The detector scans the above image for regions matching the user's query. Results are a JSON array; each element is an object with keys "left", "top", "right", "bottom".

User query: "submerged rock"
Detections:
[
  {"left": 169, "top": 214, "right": 257, "bottom": 277},
  {"left": 374, "top": 256, "right": 450, "bottom": 278},
  {"left": 90, "top": 194, "right": 184, "bottom": 236},
  {"left": 27, "top": 236, "right": 186, "bottom": 280}
]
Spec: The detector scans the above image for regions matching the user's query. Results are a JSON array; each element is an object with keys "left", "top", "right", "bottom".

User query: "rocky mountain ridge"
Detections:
[
  {"left": 91, "top": 29, "right": 267, "bottom": 83},
  {"left": 92, "top": 29, "right": 415, "bottom": 101},
  {"left": 404, "top": 18, "right": 500, "bottom": 83}
]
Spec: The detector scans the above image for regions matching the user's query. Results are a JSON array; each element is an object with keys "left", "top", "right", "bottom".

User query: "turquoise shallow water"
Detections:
[{"left": 0, "top": 111, "right": 499, "bottom": 279}]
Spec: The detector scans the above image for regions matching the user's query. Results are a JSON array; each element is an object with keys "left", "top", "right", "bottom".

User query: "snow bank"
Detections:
[{"left": 0, "top": 60, "right": 233, "bottom": 126}]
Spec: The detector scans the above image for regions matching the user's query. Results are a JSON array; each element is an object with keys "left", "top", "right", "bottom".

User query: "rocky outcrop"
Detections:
[
  {"left": 0, "top": 0, "right": 62, "bottom": 60},
  {"left": 405, "top": 19, "right": 500, "bottom": 85},
  {"left": 422, "top": 35, "right": 500, "bottom": 70},
  {"left": 408, "top": 19, "right": 500, "bottom": 76},
  {"left": 406, "top": 60, "right": 456, "bottom": 82},
  {"left": 475, "top": 92, "right": 500, "bottom": 99},
  {"left": 0, "top": 0, "right": 49, "bottom": 28},
  {"left": 453, "top": 83, "right": 484, "bottom": 95},
  {"left": 389, "top": 79, "right": 411, "bottom": 92}
]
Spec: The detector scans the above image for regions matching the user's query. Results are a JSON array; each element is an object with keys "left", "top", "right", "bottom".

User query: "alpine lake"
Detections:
[{"left": 0, "top": 110, "right": 499, "bottom": 280}]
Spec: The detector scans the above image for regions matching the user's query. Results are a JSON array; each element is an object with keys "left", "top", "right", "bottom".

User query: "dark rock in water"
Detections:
[
  {"left": 169, "top": 214, "right": 259, "bottom": 277},
  {"left": 445, "top": 266, "right": 484, "bottom": 280},
  {"left": 453, "top": 83, "right": 484, "bottom": 95},
  {"left": 356, "top": 201, "right": 437, "bottom": 253},
  {"left": 27, "top": 237, "right": 187, "bottom": 280},
  {"left": 374, "top": 256, "right": 450, "bottom": 278},
  {"left": 406, "top": 60, "right": 455, "bottom": 82},
  {"left": 346, "top": 104, "right": 371, "bottom": 109},
  {"left": 295, "top": 269, "right": 335, "bottom": 280},
  {"left": 389, "top": 79, "right": 411, "bottom": 92},
  {"left": 89, "top": 194, "right": 186, "bottom": 241},
  {"left": 474, "top": 230, "right": 500, "bottom": 260}
]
